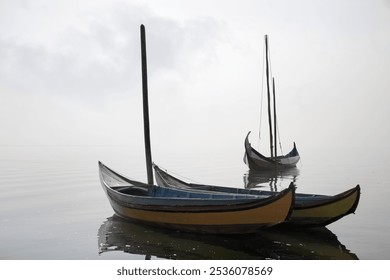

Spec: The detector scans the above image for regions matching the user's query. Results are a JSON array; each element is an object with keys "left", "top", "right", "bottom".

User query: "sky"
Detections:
[{"left": 1, "top": 0, "right": 390, "bottom": 159}]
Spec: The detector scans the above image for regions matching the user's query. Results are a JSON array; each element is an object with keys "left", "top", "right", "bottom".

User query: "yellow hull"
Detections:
[
  {"left": 153, "top": 164, "right": 361, "bottom": 228},
  {"left": 289, "top": 186, "right": 360, "bottom": 226},
  {"left": 99, "top": 161, "right": 295, "bottom": 234},
  {"left": 107, "top": 187, "right": 294, "bottom": 234}
]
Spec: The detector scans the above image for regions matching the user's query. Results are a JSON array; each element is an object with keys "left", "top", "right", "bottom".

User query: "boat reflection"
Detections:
[
  {"left": 244, "top": 167, "right": 300, "bottom": 191},
  {"left": 98, "top": 215, "right": 358, "bottom": 260}
]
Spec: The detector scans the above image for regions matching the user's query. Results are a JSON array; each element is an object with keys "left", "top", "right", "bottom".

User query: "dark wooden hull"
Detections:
[{"left": 244, "top": 131, "right": 300, "bottom": 170}]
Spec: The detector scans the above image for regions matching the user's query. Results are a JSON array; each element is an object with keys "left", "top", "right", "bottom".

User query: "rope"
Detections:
[
  {"left": 276, "top": 119, "right": 284, "bottom": 155},
  {"left": 158, "top": 165, "right": 201, "bottom": 184},
  {"left": 258, "top": 41, "right": 266, "bottom": 150},
  {"left": 267, "top": 37, "right": 285, "bottom": 156}
]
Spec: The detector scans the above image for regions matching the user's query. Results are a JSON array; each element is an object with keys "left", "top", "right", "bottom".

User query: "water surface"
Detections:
[{"left": 0, "top": 145, "right": 388, "bottom": 259}]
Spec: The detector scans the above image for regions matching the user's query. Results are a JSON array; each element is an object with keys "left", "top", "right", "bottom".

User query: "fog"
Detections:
[{"left": 1, "top": 0, "right": 390, "bottom": 161}]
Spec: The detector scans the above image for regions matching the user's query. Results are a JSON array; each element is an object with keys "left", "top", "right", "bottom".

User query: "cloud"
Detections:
[
  {"left": 0, "top": 2, "right": 227, "bottom": 146},
  {"left": 0, "top": 2, "right": 224, "bottom": 103}
]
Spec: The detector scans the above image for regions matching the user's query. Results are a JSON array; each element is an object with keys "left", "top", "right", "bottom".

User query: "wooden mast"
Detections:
[
  {"left": 140, "top": 24, "right": 153, "bottom": 185},
  {"left": 265, "top": 35, "right": 274, "bottom": 158},
  {"left": 273, "top": 77, "right": 277, "bottom": 158}
]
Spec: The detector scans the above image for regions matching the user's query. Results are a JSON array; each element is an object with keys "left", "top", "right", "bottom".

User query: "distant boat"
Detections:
[
  {"left": 153, "top": 164, "right": 360, "bottom": 227},
  {"left": 98, "top": 25, "right": 294, "bottom": 234},
  {"left": 244, "top": 131, "right": 300, "bottom": 170},
  {"left": 244, "top": 35, "right": 300, "bottom": 170},
  {"left": 99, "top": 161, "right": 294, "bottom": 234}
]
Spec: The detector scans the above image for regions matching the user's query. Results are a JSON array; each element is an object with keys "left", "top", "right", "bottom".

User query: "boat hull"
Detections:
[
  {"left": 105, "top": 191, "right": 294, "bottom": 234},
  {"left": 287, "top": 186, "right": 360, "bottom": 227},
  {"left": 244, "top": 131, "right": 300, "bottom": 170},
  {"left": 99, "top": 162, "right": 294, "bottom": 234},
  {"left": 153, "top": 164, "right": 360, "bottom": 228}
]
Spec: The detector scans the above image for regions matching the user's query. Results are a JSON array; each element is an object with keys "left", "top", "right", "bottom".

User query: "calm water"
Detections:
[{"left": 0, "top": 145, "right": 389, "bottom": 259}]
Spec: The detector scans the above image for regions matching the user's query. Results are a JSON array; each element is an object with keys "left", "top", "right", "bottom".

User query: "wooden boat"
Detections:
[
  {"left": 244, "top": 35, "right": 300, "bottom": 170},
  {"left": 98, "top": 26, "right": 295, "bottom": 234},
  {"left": 244, "top": 131, "right": 300, "bottom": 170},
  {"left": 99, "top": 161, "right": 295, "bottom": 234},
  {"left": 153, "top": 164, "right": 360, "bottom": 227}
]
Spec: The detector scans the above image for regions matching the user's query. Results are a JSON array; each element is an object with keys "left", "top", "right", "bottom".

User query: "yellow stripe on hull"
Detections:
[
  {"left": 292, "top": 190, "right": 359, "bottom": 219},
  {"left": 110, "top": 189, "right": 293, "bottom": 227}
]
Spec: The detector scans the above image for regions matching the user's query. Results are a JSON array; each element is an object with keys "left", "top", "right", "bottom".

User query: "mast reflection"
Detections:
[{"left": 244, "top": 167, "right": 300, "bottom": 191}]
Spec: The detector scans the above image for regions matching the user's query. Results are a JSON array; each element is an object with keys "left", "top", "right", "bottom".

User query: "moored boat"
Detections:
[
  {"left": 244, "top": 35, "right": 300, "bottom": 170},
  {"left": 244, "top": 131, "right": 300, "bottom": 170},
  {"left": 99, "top": 161, "right": 295, "bottom": 234},
  {"left": 153, "top": 164, "right": 360, "bottom": 227},
  {"left": 98, "top": 26, "right": 295, "bottom": 234}
]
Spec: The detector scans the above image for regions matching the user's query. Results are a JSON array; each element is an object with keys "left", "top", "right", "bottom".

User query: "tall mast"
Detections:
[
  {"left": 265, "top": 35, "right": 274, "bottom": 158},
  {"left": 140, "top": 24, "right": 153, "bottom": 185},
  {"left": 273, "top": 77, "right": 277, "bottom": 158}
]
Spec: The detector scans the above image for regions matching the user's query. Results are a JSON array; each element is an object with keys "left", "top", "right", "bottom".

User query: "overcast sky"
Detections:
[{"left": 1, "top": 0, "right": 390, "bottom": 159}]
